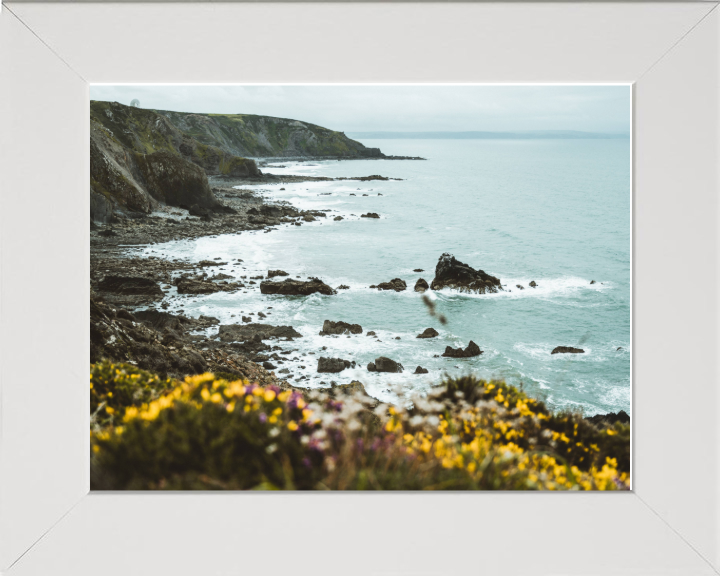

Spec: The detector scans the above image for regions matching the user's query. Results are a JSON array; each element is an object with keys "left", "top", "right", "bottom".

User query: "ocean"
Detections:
[{"left": 142, "top": 138, "right": 631, "bottom": 416}]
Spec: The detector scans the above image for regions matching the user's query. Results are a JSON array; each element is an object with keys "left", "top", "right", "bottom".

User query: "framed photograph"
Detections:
[{"left": 1, "top": 2, "right": 718, "bottom": 575}]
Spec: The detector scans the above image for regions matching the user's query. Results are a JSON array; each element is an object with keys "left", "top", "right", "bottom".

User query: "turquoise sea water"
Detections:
[{"left": 144, "top": 138, "right": 631, "bottom": 416}]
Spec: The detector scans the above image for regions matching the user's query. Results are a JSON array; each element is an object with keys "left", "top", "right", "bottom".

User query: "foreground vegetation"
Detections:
[{"left": 90, "top": 361, "right": 630, "bottom": 490}]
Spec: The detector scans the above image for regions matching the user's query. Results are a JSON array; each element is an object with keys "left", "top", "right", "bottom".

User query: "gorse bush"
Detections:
[
  {"left": 91, "top": 362, "right": 174, "bottom": 431},
  {"left": 90, "top": 362, "right": 630, "bottom": 491}
]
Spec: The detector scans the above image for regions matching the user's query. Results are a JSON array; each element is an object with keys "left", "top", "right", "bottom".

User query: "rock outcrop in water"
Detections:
[
  {"left": 367, "top": 357, "right": 404, "bottom": 373},
  {"left": 319, "top": 320, "right": 363, "bottom": 335},
  {"left": 414, "top": 278, "right": 429, "bottom": 292},
  {"left": 372, "top": 278, "right": 407, "bottom": 292},
  {"left": 442, "top": 341, "right": 483, "bottom": 358},
  {"left": 416, "top": 327, "right": 439, "bottom": 339},
  {"left": 551, "top": 346, "right": 584, "bottom": 355},
  {"left": 430, "top": 253, "right": 502, "bottom": 294},
  {"left": 260, "top": 277, "right": 336, "bottom": 296},
  {"left": 317, "top": 357, "right": 356, "bottom": 373},
  {"left": 218, "top": 323, "right": 302, "bottom": 342},
  {"left": 268, "top": 269, "right": 289, "bottom": 278}
]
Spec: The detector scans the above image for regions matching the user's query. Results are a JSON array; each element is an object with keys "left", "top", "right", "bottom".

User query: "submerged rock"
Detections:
[
  {"left": 360, "top": 212, "right": 380, "bottom": 219},
  {"left": 374, "top": 278, "right": 407, "bottom": 292},
  {"left": 317, "top": 357, "right": 356, "bottom": 373},
  {"left": 260, "top": 277, "right": 336, "bottom": 296},
  {"left": 516, "top": 284, "right": 525, "bottom": 290},
  {"left": 442, "top": 340, "right": 483, "bottom": 358},
  {"left": 414, "top": 278, "right": 429, "bottom": 292},
  {"left": 413, "top": 269, "right": 424, "bottom": 272},
  {"left": 416, "top": 327, "right": 439, "bottom": 339},
  {"left": 336, "top": 284, "right": 350, "bottom": 290},
  {"left": 414, "top": 366, "right": 429, "bottom": 374},
  {"left": 430, "top": 253, "right": 501, "bottom": 294},
  {"left": 551, "top": 346, "right": 584, "bottom": 355},
  {"left": 319, "top": 320, "right": 363, "bottom": 336}
]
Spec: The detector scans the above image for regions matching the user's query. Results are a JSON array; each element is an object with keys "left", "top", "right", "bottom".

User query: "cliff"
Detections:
[
  {"left": 90, "top": 101, "right": 261, "bottom": 222},
  {"left": 154, "top": 109, "right": 385, "bottom": 159}
]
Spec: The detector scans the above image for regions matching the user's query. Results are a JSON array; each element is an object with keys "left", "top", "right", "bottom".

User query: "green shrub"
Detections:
[{"left": 91, "top": 365, "right": 630, "bottom": 491}]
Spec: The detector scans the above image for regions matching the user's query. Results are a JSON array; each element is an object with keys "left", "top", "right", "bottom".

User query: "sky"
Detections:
[{"left": 89, "top": 85, "right": 631, "bottom": 134}]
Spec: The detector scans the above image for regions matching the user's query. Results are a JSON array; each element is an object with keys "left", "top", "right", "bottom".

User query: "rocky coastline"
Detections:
[{"left": 90, "top": 101, "right": 626, "bottom": 425}]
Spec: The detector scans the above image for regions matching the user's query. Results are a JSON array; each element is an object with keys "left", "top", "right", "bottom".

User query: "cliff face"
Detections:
[
  {"left": 90, "top": 100, "right": 385, "bottom": 223},
  {"left": 154, "top": 110, "right": 384, "bottom": 159},
  {"left": 90, "top": 101, "right": 260, "bottom": 222}
]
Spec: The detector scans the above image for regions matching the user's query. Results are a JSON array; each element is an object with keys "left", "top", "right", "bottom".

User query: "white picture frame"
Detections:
[{"left": 1, "top": 2, "right": 718, "bottom": 574}]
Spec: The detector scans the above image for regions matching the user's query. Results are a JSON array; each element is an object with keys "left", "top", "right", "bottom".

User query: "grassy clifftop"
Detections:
[{"left": 155, "top": 109, "right": 385, "bottom": 159}]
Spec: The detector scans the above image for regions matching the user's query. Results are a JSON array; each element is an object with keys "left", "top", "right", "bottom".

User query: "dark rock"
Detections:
[
  {"left": 366, "top": 331, "right": 376, "bottom": 336},
  {"left": 586, "top": 410, "right": 630, "bottom": 427},
  {"left": 529, "top": 281, "right": 537, "bottom": 287},
  {"left": 551, "top": 346, "right": 585, "bottom": 355},
  {"left": 176, "top": 278, "right": 221, "bottom": 295},
  {"left": 302, "top": 214, "right": 316, "bottom": 222},
  {"left": 317, "top": 357, "right": 356, "bottom": 373},
  {"left": 319, "top": 320, "right": 362, "bottom": 336},
  {"left": 414, "top": 366, "right": 429, "bottom": 374},
  {"left": 334, "top": 216, "right": 344, "bottom": 221},
  {"left": 416, "top": 327, "right": 439, "bottom": 339},
  {"left": 268, "top": 270, "right": 289, "bottom": 278},
  {"left": 590, "top": 280, "right": 596, "bottom": 285},
  {"left": 442, "top": 340, "right": 483, "bottom": 358},
  {"left": 99, "top": 229, "right": 118, "bottom": 237},
  {"left": 617, "top": 347, "right": 623, "bottom": 351},
  {"left": 242, "top": 316, "right": 251, "bottom": 323},
  {"left": 260, "top": 277, "right": 336, "bottom": 296},
  {"left": 360, "top": 213, "right": 380, "bottom": 219},
  {"left": 198, "top": 260, "right": 227, "bottom": 267},
  {"left": 263, "top": 361, "right": 276, "bottom": 370},
  {"left": 430, "top": 253, "right": 501, "bottom": 294},
  {"left": 337, "top": 285, "right": 350, "bottom": 290},
  {"left": 516, "top": 284, "right": 525, "bottom": 290},
  {"left": 328, "top": 380, "right": 370, "bottom": 398},
  {"left": 414, "top": 278, "right": 429, "bottom": 292},
  {"left": 367, "top": 362, "right": 376, "bottom": 372},
  {"left": 413, "top": 269, "right": 424, "bottom": 272},
  {"left": 375, "top": 278, "right": 407, "bottom": 292},
  {"left": 257, "top": 312, "right": 267, "bottom": 319},
  {"left": 373, "top": 356, "right": 403, "bottom": 373},
  {"left": 218, "top": 323, "right": 302, "bottom": 342},
  {"left": 136, "top": 150, "right": 221, "bottom": 210},
  {"left": 98, "top": 275, "right": 164, "bottom": 297}
]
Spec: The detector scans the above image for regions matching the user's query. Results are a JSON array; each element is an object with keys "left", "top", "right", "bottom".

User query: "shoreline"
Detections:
[
  {"left": 91, "top": 171, "right": 628, "bottom": 423},
  {"left": 91, "top": 173, "right": 371, "bottom": 398}
]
